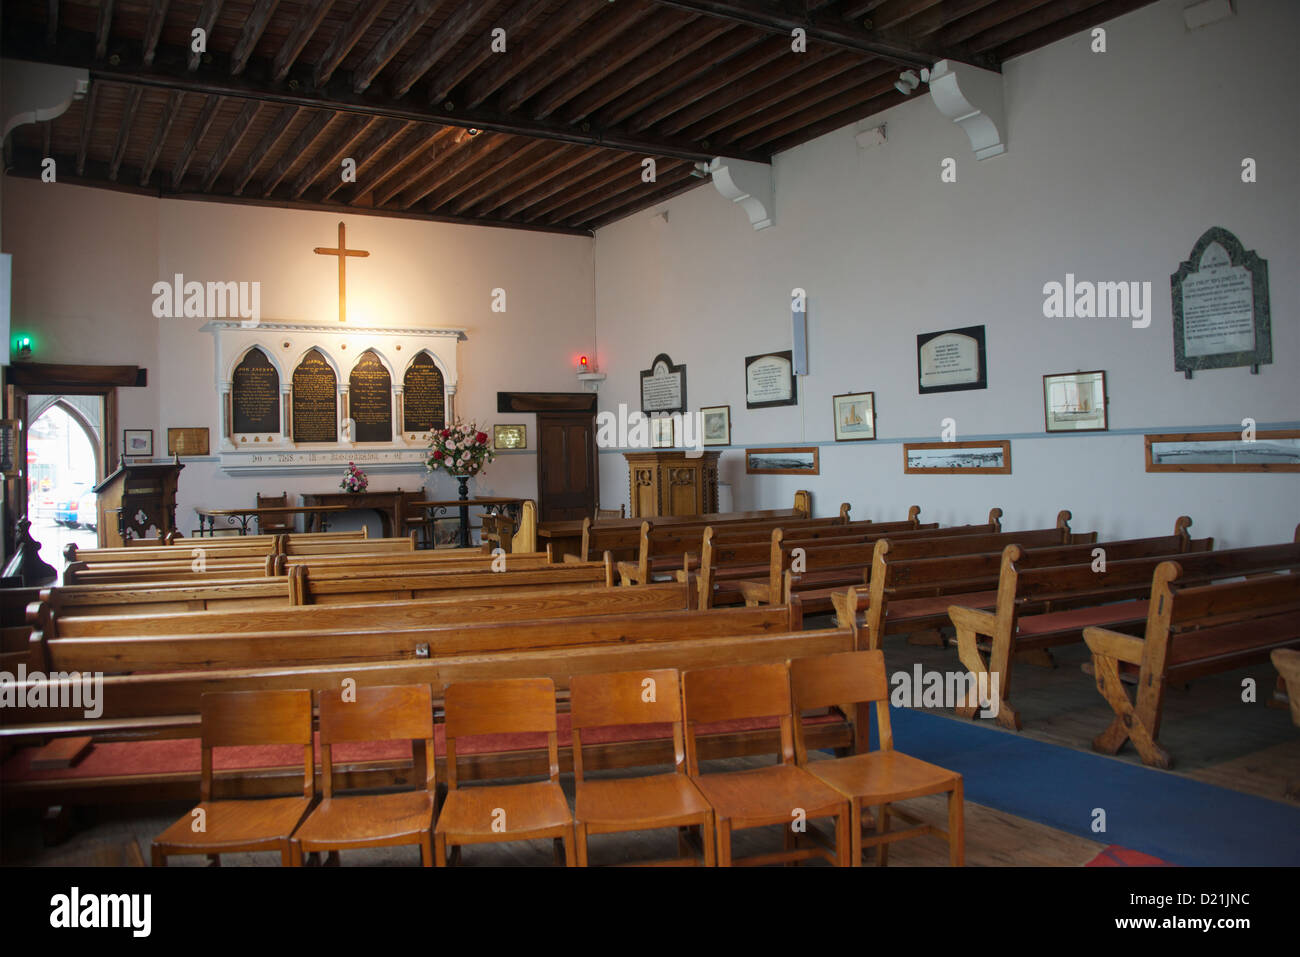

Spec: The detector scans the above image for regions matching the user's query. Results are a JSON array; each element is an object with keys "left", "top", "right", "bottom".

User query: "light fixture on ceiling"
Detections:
[
  {"left": 690, "top": 161, "right": 710, "bottom": 178},
  {"left": 894, "top": 70, "right": 921, "bottom": 95},
  {"left": 466, "top": 128, "right": 481, "bottom": 136}
]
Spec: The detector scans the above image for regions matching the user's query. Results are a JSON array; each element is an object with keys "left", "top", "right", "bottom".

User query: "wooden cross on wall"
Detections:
[{"left": 313, "top": 221, "right": 370, "bottom": 322}]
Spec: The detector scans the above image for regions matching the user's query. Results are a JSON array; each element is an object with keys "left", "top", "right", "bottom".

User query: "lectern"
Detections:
[
  {"left": 623, "top": 451, "right": 721, "bottom": 518},
  {"left": 93, "top": 459, "right": 185, "bottom": 546}
]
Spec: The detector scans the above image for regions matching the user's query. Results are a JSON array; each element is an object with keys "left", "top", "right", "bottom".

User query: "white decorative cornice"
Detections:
[
  {"left": 928, "top": 59, "right": 1007, "bottom": 161},
  {"left": 201, "top": 320, "right": 467, "bottom": 341},
  {"left": 707, "top": 157, "right": 775, "bottom": 231}
]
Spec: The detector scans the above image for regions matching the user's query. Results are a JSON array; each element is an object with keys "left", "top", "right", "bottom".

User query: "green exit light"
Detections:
[{"left": 14, "top": 335, "right": 32, "bottom": 356}]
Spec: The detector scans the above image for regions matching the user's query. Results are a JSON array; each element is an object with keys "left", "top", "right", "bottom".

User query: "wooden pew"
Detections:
[
  {"left": 950, "top": 537, "right": 1297, "bottom": 732},
  {"left": 479, "top": 500, "right": 539, "bottom": 555},
  {"left": 279, "top": 535, "right": 417, "bottom": 556},
  {"left": 1, "top": 586, "right": 42, "bottom": 671},
  {"left": 274, "top": 549, "right": 554, "bottom": 574},
  {"left": 1083, "top": 558, "right": 1300, "bottom": 768},
  {"left": 835, "top": 518, "right": 1205, "bottom": 655},
  {"left": 33, "top": 579, "right": 295, "bottom": 624},
  {"left": 63, "top": 556, "right": 279, "bottom": 585}
]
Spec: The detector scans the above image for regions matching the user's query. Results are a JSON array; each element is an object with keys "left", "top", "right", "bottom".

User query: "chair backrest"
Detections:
[
  {"left": 788, "top": 650, "right": 891, "bottom": 762},
  {"left": 682, "top": 662, "right": 794, "bottom": 775},
  {"left": 442, "top": 677, "right": 559, "bottom": 789},
  {"left": 317, "top": 684, "right": 435, "bottom": 798},
  {"left": 256, "top": 491, "right": 293, "bottom": 532},
  {"left": 569, "top": 668, "right": 685, "bottom": 782},
  {"left": 198, "top": 689, "right": 313, "bottom": 801},
  {"left": 596, "top": 505, "right": 625, "bottom": 520}
]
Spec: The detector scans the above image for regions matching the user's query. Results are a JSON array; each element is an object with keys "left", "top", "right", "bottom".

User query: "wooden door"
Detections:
[
  {"left": 536, "top": 413, "right": 597, "bottom": 523},
  {"left": 3, "top": 382, "right": 29, "bottom": 559}
]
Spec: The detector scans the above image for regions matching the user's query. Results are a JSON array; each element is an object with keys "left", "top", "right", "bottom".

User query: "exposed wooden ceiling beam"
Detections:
[
  {"left": 398, "top": 133, "right": 513, "bottom": 209},
  {"left": 230, "top": 0, "right": 281, "bottom": 76},
  {"left": 75, "top": 81, "right": 99, "bottom": 175},
  {"left": 202, "top": 99, "right": 260, "bottom": 190},
  {"left": 188, "top": 0, "right": 226, "bottom": 71},
  {"left": 763, "top": 85, "right": 909, "bottom": 154},
  {"left": 390, "top": 0, "right": 500, "bottom": 98},
  {"left": 469, "top": 145, "right": 594, "bottom": 217},
  {"left": 94, "top": 0, "right": 114, "bottom": 60},
  {"left": 936, "top": 0, "right": 1057, "bottom": 47},
  {"left": 994, "top": 0, "right": 1157, "bottom": 59},
  {"left": 644, "top": 0, "right": 988, "bottom": 70},
  {"left": 968, "top": 0, "right": 1112, "bottom": 52},
  {"left": 525, "top": 155, "right": 645, "bottom": 222},
  {"left": 427, "top": 0, "right": 548, "bottom": 105},
  {"left": 272, "top": 0, "right": 335, "bottom": 82},
  {"left": 314, "top": 0, "right": 387, "bottom": 88},
  {"left": 734, "top": 70, "right": 897, "bottom": 150},
  {"left": 352, "top": 0, "right": 439, "bottom": 94},
  {"left": 171, "top": 94, "right": 223, "bottom": 187},
  {"left": 232, "top": 104, "right": 299, "bottom": 194},
  {"left": 435, "top": 139, "right": 553, "bottom": 214},
  {"left": 586, "top": 170, "right": 704, "bottom": 230},
  {"left": 319, "top": 117, "right": 411, "bottom": 200},
  {"left": 349, "top": 124, "right": 449, "bottom": 206},
  {"left": 142, "top": 0, "right": 170, "bottom": 66},
  {"left": 289, "top": 113, "right": 375, "bottom": 198},
  {"left": 559, "top": 161, "right": 691, "bottom": 226},
  {"left": 108, "top": 84, "right": 143, "bottom": 180},
  {"left": 505, "top": 152, "right": 626, "bottom": 220},
  {"left": 140, "top": 89, "right": 184, "bottom": 185},
  {"left": 260, "top": 109, "right": 332, "bottom": 196}
]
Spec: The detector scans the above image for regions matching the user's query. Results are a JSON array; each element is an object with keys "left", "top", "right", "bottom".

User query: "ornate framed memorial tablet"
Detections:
[
  {"left": 348, "top": 349, "right": 393, "bottom": 443},
  {"left": 124, "top": 429, "right": 154, "bottom": 459},
  {"left": 1171, "top": 227, "right": 1271, "bottom": 377},
  {"left": 1042, "top": 371, "right": 1107, "bottom": 433},
  {"left": 745, "top": 351, "right": 797, "bottom": 409},
  {"left": 494, "top": 424, "right": 527, "bottom": 450},
  {"left": 833, "top": 392, "right": 876, "bottom": 441},
  {"left": 700, "top": 405, "right": 731, "bottom": 447},
  {"left": 903, "top": 440, "right": 1010, "bottom": 474},
  {"left": 746, "top": 447, "right": 818, "bottom": 475},
  {"left": 167, "top": 427, "right": 210, "bottom": 457},
  {"left": 916, "top": 326, "right": 987, "bottom": 395},
  {"left": 1144, "top": 430, "right": 1300, "bottom": 473},
  {"left": 640, "top": 353, "right": 686, "bottom": 415}
]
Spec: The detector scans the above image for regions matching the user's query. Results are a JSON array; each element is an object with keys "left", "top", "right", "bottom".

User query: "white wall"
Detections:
[{"left": 591, "top": 0, "right": 1300, "bottom": 546}]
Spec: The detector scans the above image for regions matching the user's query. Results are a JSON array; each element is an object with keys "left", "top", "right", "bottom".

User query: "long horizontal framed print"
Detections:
[
  {"left": 904, "top": 440, "right": 1011, "bottom": 474},
  {"left": 917, "top": 325, "right": 987, "bottom": 394},
  {"left": 745, "top": 351, "right": 797, "bottom": 409},
  {"left": 1145, "top": 430, "right": 1300, "bottom": 472},
  {"left": 700, "top": 405, "right": 731, "bottom": 446},
  {"left": 746, "top": 447, "right": 819, "bottom": 475},
  {"left": 1043, "top": 371, "right": 1108, "bottom": 433},
  {"left": 833, "top": 392, "right": 876, "bottom": 441}
]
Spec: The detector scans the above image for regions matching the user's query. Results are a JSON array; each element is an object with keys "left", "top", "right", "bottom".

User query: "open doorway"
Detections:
[{"left": 28, "top": 397, "right": 103, "bottom": 559}]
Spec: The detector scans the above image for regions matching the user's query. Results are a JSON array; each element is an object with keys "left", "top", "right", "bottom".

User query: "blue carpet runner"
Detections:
[{"left": 879, "top": 707, "right": 1300, "bottom": 867}]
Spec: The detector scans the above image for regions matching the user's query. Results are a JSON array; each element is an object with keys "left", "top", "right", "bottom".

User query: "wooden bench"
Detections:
[
  {"left": 478, "top": 500, "right": 539, "bottom": 555},
  {"left": 64, "top": 556, "right": 280, "bottom": 585},
  {"left": 1083, "top": 556, "right": 1300, "bottom": 768}
]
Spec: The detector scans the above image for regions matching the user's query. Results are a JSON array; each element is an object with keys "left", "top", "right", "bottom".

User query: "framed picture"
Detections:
[
  {"left": 493, "top": 424, "right": 527, "bottom": 450},
  {"left": 640, "top": 353, "right": 687, "bottom": 415},
  {"left": 903, "top": 440, "right": 1011, "bottom": 474},
  {"left": 1145, "top": 430, "right": 1300, "bottom": 473},
  {"left": 431, "top": 518, "right": 464, "bottom": 549},
  {"left": 1042, "top": 371, "right": 1108, "bottom": 433},
  {"left": 745, "top": 351, "right": 797, "bottom": 409},
  {"left": 700, "top": 405, "right": 731, "bottom": 446},
  {"left": 123, "top": 429, "right": 154, "bottom": 459},
  {"left": 651, "top": 415, "right": 675, "bottom": 448},
  {"left": 746, "top": 446, "right": 819, "bottom": 475},
  {"left": 832, "top": 392, "right": 876, "bottom": 441},
  {"left": 916, "top": 325, "right": 987, "bottom": 394},
  {"left": 167, "top": 427, "right": 210, "bottom": 456}
]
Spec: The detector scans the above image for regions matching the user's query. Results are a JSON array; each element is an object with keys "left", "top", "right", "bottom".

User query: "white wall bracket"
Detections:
[
  {"left": 928, "top": 59, "right": 1007, "bottom": 161},
  {"left": 1, "top": 60, "right": 89, "bottom": 141},
  {"left": 707, "top": 157, "right": 774, "bottom": 230}
]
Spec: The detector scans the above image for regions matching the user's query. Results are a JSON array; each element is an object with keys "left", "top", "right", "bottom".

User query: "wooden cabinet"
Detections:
[{"left": 623, "top": 451, "right": 720, "bottom": 518}]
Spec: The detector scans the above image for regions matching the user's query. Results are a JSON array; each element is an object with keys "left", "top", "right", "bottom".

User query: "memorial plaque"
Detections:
[
  {"left": 348, "top": 349, "right": 393, "bottom": 443},
  {"left": 640, "top": 353, "right": 686, "bottom": 414},
  {"left": 744, "top": 351, "right": 797, "bottom": 409},
  {"left": 403, "top": 351, "right": 446, "bottom": 434},
  {"left": 231, "top": 347, "right": 281, "bottom": 434},
  {"left": 1171, "top": 227, "right": 1271, "bottom": 377},
  {"left": 916, "top": 325, "right": 987, "bottom": 394},
  {"left": 292, "top": 348, "right": 338, "bottom": 443}
]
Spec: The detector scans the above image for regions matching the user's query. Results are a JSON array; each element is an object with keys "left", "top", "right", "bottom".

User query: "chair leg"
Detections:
[
  {"left": 701, "top": 813, "right": 716, "bottom": 867},
  {"left": 280, "top": 842, "right": 293, "bottom": 867},
  {"left": 576, "top": 823, "right": 589, "bottom": 867},
  {"left": 420, "top": 833, "right": 433, "bottom": 867},
  {"left": 288, "top": 841, "right": 303, "bottom": 867},
  {"left": 849, "top": 802, "right": 863, "bottom": 867},
  {"left": 677, "top": 825, "right": 690, "bottom": 859},
  {"left": 562, "top": 826, "right": 576, "bottom": 867},
  {"left": 717, "top": 818, "right": 733, "bottom": 867},
  {"left": 552, "top": 837, "right": 565, "bottom": 866},
  {"left": 151, "top": 844, "right": 165, "bottom": 867},
  {"left": 877, "top": 805, "right": 891, "bottom": 866},
  {"left": 434, "top": 832, "right": 448, "bottom": 867},
  {"left": 835, "top": 805, "right": 850, "bottom": 867},
  {"left": 783, "top": 821, "right": 798, "bottom": 866},
  {"left": 949, "top": 780, "right": 965, "bottom": 867}
]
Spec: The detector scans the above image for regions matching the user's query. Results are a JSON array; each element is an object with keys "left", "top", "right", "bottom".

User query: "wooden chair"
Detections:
[
  {"left": 433, "top": 677, "right": 575, "bottom": 866},
  {"left": 788, "top": 650, "right": 964, "bottom": 866},
  {"left": 595, "top": 505, "right": 625, "bottom": 520},
  {"left": 289, "top": 684, "right": 436, "bottom": 866},
  {"left": 571, "top": 668, "right": 715, "bottom": 866},
  {"left": 256, "top": 491, "right": 293, "bottom": 533},
  {"left": 682, "top": 662, "right": 851, "bottom": 866},
  {"left": 151, "top": 689, "right": 314, "bottom": 866}
]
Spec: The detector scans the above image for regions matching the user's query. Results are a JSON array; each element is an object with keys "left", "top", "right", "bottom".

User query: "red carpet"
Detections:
[{"left": 1085, "top": 845, "right": 1175, "bottom": 867}]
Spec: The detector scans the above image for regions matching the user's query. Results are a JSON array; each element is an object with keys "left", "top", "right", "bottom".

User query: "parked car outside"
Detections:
[{"left": 77, "top": 491, "right": 99, "bottom": 531}]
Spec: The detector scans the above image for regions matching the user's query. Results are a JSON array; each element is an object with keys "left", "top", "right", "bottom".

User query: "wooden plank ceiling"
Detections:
[{"left": 2, "top": 0, "right": 1157, "bottom": 235}]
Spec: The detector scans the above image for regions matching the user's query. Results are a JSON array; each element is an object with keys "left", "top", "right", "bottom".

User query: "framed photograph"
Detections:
[
  {"left": 651, "top": 415, "right": 675, "bottom": 448},
  {"left": 167, "top": 427, "right": 210, "bottom": 456},
  {"left": 745, "top": 351, "right": 797, "bottom": 409},
  {"left": 700, "top": 405, "right": 731, "bottom": 446},
  {"left": 1042, "top": 371, "right": 1108, "bottom": 433},
  {"left": 746, "top": 446, "right": 819, "bottom": 475},
  {"left": 903, "top": 440, "right": 1011, "bottom": 474},
  {"left": 1145, "top": 430, "right": 1300, "bottom": 473},
  {"left": 493, "top": 424, "right": 527, "bottom": 450},
  {"left": 832, "top": 392, "right": 876, "bottom": 441},
  {"left": 431, "top": 518, "right": 463, "bottom": 549},
  {"left": 123, "top": 429, "right": 154, "bottom": 459},
  {"left": 917, "top": 325, "right": 987, "bottom": 395}
]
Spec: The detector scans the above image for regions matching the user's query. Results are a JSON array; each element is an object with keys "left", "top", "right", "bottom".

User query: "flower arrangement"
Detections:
[
  {"left": 339, "top": 462, "right": 368, "bottom": 493},
  {"left": 427, "top": 422, "right": 496, "bottom": 477}
]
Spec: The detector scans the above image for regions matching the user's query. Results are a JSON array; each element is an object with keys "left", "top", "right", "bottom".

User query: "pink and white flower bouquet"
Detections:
[
  {"left": 427, "top": 422, "right": 496, "bottom": 477},
  {"left": 339, "top": 462, "right": 368, "bottom": 493}
]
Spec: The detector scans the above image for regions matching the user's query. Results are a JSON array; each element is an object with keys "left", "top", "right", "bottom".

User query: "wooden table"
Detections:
[
  {"left": 407, "top": 497, "right": 526, "bottom": 549},
  {"left": 194, "top": 505, "right": 349, "bottom": 536},
  {"left": 300, "top": 490, "right": 424, "bottom": 538}
]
